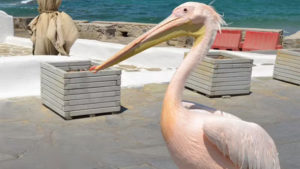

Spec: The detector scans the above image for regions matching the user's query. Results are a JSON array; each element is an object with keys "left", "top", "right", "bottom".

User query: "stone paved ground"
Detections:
[
  {"left": 0, "top": 43, "right": 32, "bottom": 56},
  {"left": 0, "top": 77, "right": 299, "bottom": 169}
]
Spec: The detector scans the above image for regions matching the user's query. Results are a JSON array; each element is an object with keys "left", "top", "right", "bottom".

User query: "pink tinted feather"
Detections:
[
  {"left": 203, "top": 118, "right": 280, "bottom": 169},
  {"left": 160, "top": 3, "right": 280, "bottom": 169}
]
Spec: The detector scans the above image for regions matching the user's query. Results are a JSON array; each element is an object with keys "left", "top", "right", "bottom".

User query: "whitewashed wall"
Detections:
[{"left": 0, "top": 11, "right": 13, "bottom": 42}]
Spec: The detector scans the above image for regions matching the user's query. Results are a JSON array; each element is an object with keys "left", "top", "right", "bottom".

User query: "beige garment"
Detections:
[{"left": 28, "top": 0, "right": 78, "bottom": 55}]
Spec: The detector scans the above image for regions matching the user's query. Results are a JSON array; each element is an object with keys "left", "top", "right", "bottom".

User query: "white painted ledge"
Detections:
[
  {"left": 0, "top": 56, "right": 89, "bottom": 99},
  {"left": 4, "top": 36, "right": 33, "bottom": 48},
  {"left": 4, "top": 37, "right": 189, "bottom": 69},
  {"left": 0, "top": 37, "right": 276, "bottom": 99},
  {"left": 0, "top": 11, "right": 13, "bottom": 42}
]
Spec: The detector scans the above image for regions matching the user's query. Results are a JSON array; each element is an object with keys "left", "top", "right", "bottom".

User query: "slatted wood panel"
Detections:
[
  {"left": 185, "top": 52, "right": 253, "bottom": 97},
  {"left": 41, "top": 61, "right": 121, "bottom": 119},
  {"left": 273, "top": 49, "right": 300, "bottom": 85}
]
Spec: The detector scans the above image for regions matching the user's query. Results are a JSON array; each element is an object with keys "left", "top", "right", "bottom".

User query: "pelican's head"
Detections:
[{"left": 90, "top": 2, "right": 225, "bottom": 72}]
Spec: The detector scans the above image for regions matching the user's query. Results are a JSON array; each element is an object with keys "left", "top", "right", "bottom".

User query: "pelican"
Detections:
[{"left": 90, "top": 2, "right": 280, "bottom": 169}]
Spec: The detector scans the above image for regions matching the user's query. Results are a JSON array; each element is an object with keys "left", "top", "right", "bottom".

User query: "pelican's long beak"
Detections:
[{"left": 90, "top": 15, "right": 204, "bottom": 72}]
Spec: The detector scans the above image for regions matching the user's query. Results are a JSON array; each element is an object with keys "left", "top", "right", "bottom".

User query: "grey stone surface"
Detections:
[
  {"left": 283, "top": 31, "right": 300, "bottom": 48},
  {"left": 0, "top": 77, "right": 299, "bottom": 169},
  {"left": 13, "top": 17, "right": 284, "bottom": 48},
  {"left": 13, "top": 17, "right": 33, "bottom": 38}
]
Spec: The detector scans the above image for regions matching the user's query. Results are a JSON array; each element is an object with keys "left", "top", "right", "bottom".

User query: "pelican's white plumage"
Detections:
[{"left": 91, "top": 2, "right": 280, "bottom": 169}]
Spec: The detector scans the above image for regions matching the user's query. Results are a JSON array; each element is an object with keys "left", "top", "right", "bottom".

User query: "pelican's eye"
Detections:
[{"left": 183, "top": 8, "right": 188, "bottom": 13}]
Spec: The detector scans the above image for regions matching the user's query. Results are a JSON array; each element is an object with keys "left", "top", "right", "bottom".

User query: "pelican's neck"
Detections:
[{"left": 163, "top": 26, "right": 216, "bottom": 111}]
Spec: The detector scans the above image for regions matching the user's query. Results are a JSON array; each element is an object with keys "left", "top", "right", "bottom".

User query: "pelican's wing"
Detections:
[
  {"left": 182, "top": 101, "right": 240, "bottom": 119},
  {"left": 203, "top": 118, "right": 280, "bottom": 169}
]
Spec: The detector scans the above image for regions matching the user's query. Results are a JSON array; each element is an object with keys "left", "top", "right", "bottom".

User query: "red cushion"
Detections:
[
  {"left": 242, "top": 31, "right": 281, "bottom": 51},
  {"left": 211, "top": 30, "right": 242, "bottom": 51},
  {"left": 276, "top": 44, "right": 283, "bottom": 49}
]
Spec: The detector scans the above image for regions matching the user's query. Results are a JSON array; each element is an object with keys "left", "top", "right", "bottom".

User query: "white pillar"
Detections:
[{"left": 0, "top": 11, "right": 13, "bottom": 42}]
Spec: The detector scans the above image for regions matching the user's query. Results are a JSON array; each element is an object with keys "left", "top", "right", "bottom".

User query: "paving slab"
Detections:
[{"left": 0, "top": 77, "right": 299, "bottom": 169}]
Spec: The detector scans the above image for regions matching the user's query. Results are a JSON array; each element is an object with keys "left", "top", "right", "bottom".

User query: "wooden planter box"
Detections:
[
  {"left": 185, "top": 52, "right": 253, "bottom": 97},
  {"left": 41, "top": 61, "right": 121, "bottom": 120},
  {"left": 273, "top": 49, "right": 300, "bottom": 85}
]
